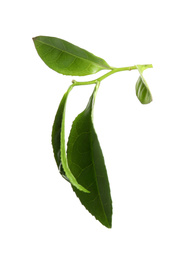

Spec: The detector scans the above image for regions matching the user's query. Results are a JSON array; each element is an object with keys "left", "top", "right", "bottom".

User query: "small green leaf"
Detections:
[
  {"left": 67, "top": 83, "right": 112, "bottom": 228},
  {"left": 135, "top": 64, "right": 153, "bottom": 104},
  {"left": 33, "top": 36, "right": 111, "bottom": 76},
  {"left": 52, "top": 85, "right": 89, "bottom": 192},
  {"left": 135, "top": 76, "right": 152, "bottom": 104}
]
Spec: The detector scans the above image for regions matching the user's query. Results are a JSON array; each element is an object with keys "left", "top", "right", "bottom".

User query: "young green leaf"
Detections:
[
  {"left": 33, "top": 36, "right": 112, "bottom": 76},
  {"left": 67, "top": 82, "right": 112, "bottom": 228},
  {"left": 52, "top": 84, "right": 89, "bottom": 192},
  {"left": 135, "top": 64, "right": 153, "bottom": 104}
]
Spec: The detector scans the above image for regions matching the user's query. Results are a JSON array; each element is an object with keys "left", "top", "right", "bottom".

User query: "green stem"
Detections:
[
  {"left": 72, "top": 64, "right": 152, "bottom": 86},
  {"left": 60, "top": 84, "right": 90, "bottom": 193}
]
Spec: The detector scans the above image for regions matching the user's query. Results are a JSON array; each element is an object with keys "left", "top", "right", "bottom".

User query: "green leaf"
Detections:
[
  {"left": 135, "top": 64, "right": 153, "bottom": 104},
  {"left": 51, "top": 90, "right": 70, "bottom": 183},
  {"left": 67, "top": 83, "right": 112, "bottom": 228},
  {"left": 33, "top": 36, "right": 111, "bottom": 76},
  {"left": 52, "top": 85, "right": 89, "bottom": 192}
]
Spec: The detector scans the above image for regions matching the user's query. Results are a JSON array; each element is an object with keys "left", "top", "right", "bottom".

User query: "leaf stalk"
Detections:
[{"left": 72, "top": 64, "right": 152, "bottom": 87}]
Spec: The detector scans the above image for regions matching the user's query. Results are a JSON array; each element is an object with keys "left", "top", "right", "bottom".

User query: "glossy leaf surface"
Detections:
[
  {"left": 33, "top": 36, "right": 111, "bottom": 76},
  {"left": 67, "top": 84, "right": 112, "bottom": 228},
  {"left": 52, "top": 85, "right": 89, "bottom": 192},
  {"left": 135, "top": 65, "right": 153, "bottom": 104}
]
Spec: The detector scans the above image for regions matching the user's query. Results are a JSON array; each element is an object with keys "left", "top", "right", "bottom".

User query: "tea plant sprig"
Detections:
[{"left": 33, "top": 35, "right": 153, "bottom": 228}]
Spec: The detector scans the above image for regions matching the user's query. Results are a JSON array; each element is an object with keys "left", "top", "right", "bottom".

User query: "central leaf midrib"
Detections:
[{"left": 38, "top": 39, "right": 110, "bottom": 70}]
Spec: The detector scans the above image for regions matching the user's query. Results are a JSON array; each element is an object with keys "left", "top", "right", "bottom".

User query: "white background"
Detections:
[{"left": 1, "top": 0, "right": 189, "bottom": 259}]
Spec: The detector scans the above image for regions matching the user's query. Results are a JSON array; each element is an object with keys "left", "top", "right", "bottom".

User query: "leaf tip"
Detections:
[
  {"left": 106, "top": 223, "right": 112, "bottom": 229},
  {"left": 32, "top": 36, "right": 37, "bottom": 42}
]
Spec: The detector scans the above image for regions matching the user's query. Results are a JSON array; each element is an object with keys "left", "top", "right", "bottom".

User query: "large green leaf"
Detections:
[
  {"left": 33, "top": 36, "right": 111, "bottom": 76},
  {"left": 52, "top": 85, "right": 89, "bottom": 192},
  {"left": 67, "top": 83, "right": 112, "bottom": 228},
  {"left": 135, "top": 64, "right": 153, "bottom": 104}
]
